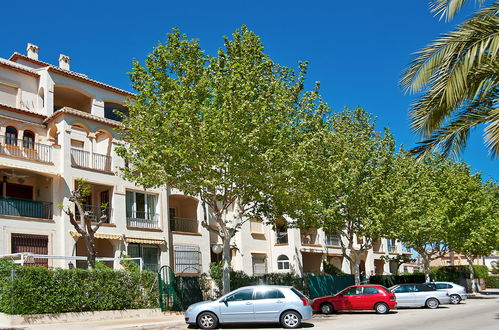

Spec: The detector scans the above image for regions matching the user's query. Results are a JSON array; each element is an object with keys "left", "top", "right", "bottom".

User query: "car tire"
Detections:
[
  {"left": 450, "top": 294, "right": 461, "bottom": 304},
  {"left": 197, "top": 312, "right": 218, "bottom": 329},
  {"left": 425, "top": 298, "right": 439, "bottom": 309},
  {"left": 280, "top": 310, "right": 302, "bottom": 329},
  {"left": 320, "top": 302, "right": 334, "bottom": 314},
  {"left": 375, "top": 302, "right": 389, "bottom": 314}
]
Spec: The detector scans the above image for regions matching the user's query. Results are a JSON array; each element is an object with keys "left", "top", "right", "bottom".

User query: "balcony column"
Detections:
[
  {"left": 17, "top": 129, "right": 24, "bottom": 148},
  {"left": 88, "top": 132, "right": 96, "bottom": 168}
]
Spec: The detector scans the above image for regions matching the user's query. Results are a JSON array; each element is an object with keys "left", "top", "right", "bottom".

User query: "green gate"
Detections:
[
  {"left": 158, "top": 265, "right": 177, "bottom": 311},
  {"left": 307, "top": 275, "right": 355, "bottom": 299}
]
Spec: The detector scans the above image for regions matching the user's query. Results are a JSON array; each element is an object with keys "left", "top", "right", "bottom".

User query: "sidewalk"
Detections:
[{"left": 4, "top": 313, "right": 186, "bottom": 330}]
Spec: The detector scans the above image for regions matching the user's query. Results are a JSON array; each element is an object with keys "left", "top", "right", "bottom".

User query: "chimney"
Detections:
[
  {"left": 26, "top": 43, "right": 39, "bottom": 60},
  {"left": 58, "top": 54, "right": 71, "bottom": 71}
]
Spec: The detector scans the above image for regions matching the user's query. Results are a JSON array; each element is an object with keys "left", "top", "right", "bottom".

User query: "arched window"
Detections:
[
  {"left": 277, "top": 255, "right": 290, "bottom": 270},
  {"left": 23, "top": 130, "right": 35, "bottom": 149},
  {"left": 5, "top": 126, "right": 18, "bottom": 145}
]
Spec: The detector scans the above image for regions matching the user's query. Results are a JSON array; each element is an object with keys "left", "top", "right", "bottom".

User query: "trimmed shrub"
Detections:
[
  {"left": 430, "top": 265, "right": 489, "bottom": 282},
  {"left": 323, "top": 261, "right": 346, "bottom": 275},
  {"left": 485, "top": 276, "right": 499, "bottom": 288},
  {"left": 0, "top": 265, "right": 158, "bottom": 315},
  {"left": 369, "top": 274, "right": 426, "bottom": 287}
]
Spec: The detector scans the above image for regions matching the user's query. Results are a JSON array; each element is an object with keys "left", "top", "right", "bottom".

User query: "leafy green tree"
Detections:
[
  {"left": 446, "top": 178, "right": 499, "bottom": 293},
  {"left": 402, "top": 0, "right": 499, "bottom": 157},
  {"left": 380, "top": 254, "right": 416, "bottom": 276},
  {"left": 116, "top": 26, "right": 326, "bottom": 294},
  {"left": 285, "top": 108, "right": 398, "bottom": 284}
]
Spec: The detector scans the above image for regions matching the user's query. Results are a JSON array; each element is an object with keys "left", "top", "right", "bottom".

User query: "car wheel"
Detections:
[
  {"left": 450, "top": 294, "right": 461, "bottom": 304},
  {"left": 425, "top": 298, "right": 439, "bottom": 309},
  {"left": 375, "top": 302, "right": 389, "bottom": 314},
  {"left": 320, "top": 302, "right": 334, "bottom": 314},
  {"left": 280, "top": 310, "right": 302, "bottom": 329},
  {"left": 197, "top": 312, "right": 218, "bottom": 329}
]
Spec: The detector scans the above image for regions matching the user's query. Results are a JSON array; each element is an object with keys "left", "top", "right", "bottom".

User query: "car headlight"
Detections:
[{"left": 186, "top": 306, "right": 193, "bottom": 312}]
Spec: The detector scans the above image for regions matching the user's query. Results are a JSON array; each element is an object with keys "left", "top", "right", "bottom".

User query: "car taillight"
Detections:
[
  {"left": 389, "top": 294, "right": 396, "bottom": 301},
  {"left": 300, "top": 298, "right": 309, "bottom": 306}
]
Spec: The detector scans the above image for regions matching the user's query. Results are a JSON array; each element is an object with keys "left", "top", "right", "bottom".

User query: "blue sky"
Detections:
[{"left": 1, "top": 0, "right": 496, "bottom": 179}]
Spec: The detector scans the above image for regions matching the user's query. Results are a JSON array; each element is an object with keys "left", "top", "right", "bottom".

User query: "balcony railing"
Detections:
[
  {"left": 0, "top": 136, "right": 52, "bottom": 163},
  {"left": 0, "top": 197, "right": 53, "bottom": 219},
  {"left": 75, "top": 204, "right": 112, "bottom": 223},
  {"left": 170, "top": 216, "right": 198, "bottom": 233},
  {"left": 301, "top": 231, "right": 319, "bottom": 245},
  {"left": 127, "top": 211, "right": 159, "bottom": 229},
  {"left": 71, "top": 148, "right": 112, "bottom": 172}
]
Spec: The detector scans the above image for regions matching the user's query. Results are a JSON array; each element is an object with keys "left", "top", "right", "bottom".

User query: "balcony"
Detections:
[
  {"left": 276, "top": 231, "right": 288, "bottom": 244},
  {"left": 301, "top": 231, "right": 319, "bottom": 245},
  {"left": 127, "top": 211, "right": 159, "bottom": 229},
  {"left": 0, "top": 136, "right": 52, "bottom": 163},
  {"left": 170, "top": 216, "right": 198, "bottom": 233},
  {"left": 71, "top": 148, "right": 112, "bottom": 172},
  {"left": 75, "top": 204, "right": 112, "bottom": 223},
  {"left": 0, "top": 197, "right": 52, "bottom": 219}
]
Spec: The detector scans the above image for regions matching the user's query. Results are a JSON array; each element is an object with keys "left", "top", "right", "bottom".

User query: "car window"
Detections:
[
  {"left": 435, "top": 283, "right": 449, "bottom": 289},
  {"left": 426, "top": 283, "right": 437, "bottom": 289},
  {"left": 362, "top": 287, "right": 379, "bottom": 295},
  {"left": 393, "top": 285, "right": 413, "bottom": 293},
  {"left": 342, "top": 287, "right": 363, "bottom": 296},
  {"left": 415, "top": 284, "right": 434, "bottom": 292},
  {"left": 254, "top": 289, "right": 285, "bottom": 300},
  {"left": 291, "top": 288, "right": 307, "bottom": 299},
  {"left": 226, "top": 289, "right": 254, "bottom": 301}
]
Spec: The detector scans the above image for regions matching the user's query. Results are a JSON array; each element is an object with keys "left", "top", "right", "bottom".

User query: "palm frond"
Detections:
[{"left": 430, "top": 0, "right": 486, "bottom": 21}]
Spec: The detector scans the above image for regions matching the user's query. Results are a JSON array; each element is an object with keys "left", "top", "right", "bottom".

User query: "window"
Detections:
[
  {"left": 5, "top": 126, "right": 18, "bottom": 145},
  {"left": 226, "top": 289, "right": 254, "bottom": 302},
  {"left": 435, "top": 283, "right": 452, "bottom": 290},
  {"left": 128, "top": 243, "right": 160, "bottom": 272},
  {"left": 326, "top": 234, "right": 340, "bottom": 246},
  {"left": 362, "top": 287, "right": 379, "bottom": 295},
  {"left": 11, "top": 233, "right": 48, "bottom": 267},
  {"left": 71, "top": 139, "right": 84, "bottom": 149},
  {"left": 104, "top": 102, "right": 129, "bottom": 122},
  {"left": 393, "top": 285, "right": 414, "bottom": 293},
  {"left": 174, "top": 245, "right": 201, "bottom": 274},
  {"left": 22, "top": 130, "right": 35, "bottom": 149},
  {"left": 126, "top": 191, "right": 157, "bottom": 220},
  {"left": 342, "top": 286, "right": 363, "bottom": 296},
  {"left": 387, "top": 239, "right": 396, "bottom": 252},
  {"left": 275, "top": 219, "right": 288, "bottom": 244},
  {"left": 277, "top": 255, "right": 290, "bottom": 270},
  {"left": 252, "top": 255, "right": 267, "bottom": 275},
  {"left": 254, "top": 288, "right": 285, "bottom": 300},
  {"left": 414, "top": 284, "right": 433, "bottom": 292}
]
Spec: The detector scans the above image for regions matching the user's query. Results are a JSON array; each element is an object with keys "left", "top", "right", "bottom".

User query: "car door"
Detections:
[
  {"left": 252, "top": 288, "right": 286, "bottom": 322},
  {"left": 413, "top": 284, "right": 432, "bottom": 306},
  {"left": 359, "top": 286, "right": 379, "bottom": 310},
  {"left": 392, "top": 285, "right": 414, "bottom": 307},
  {"left": 219, "top": 288, "right": 255, "bottom": 323},
  {"left": 339, "top": 286, "right": 364, "bottom": 310}
]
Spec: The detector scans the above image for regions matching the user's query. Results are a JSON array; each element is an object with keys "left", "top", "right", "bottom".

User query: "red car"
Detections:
[{"left": 311, "top": 285, "right": 397, "bottom": 314}]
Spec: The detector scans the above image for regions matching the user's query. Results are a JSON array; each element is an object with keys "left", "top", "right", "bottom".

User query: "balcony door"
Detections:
[{"left": 5, "top": 182, "right": 33, "bottom": 200}]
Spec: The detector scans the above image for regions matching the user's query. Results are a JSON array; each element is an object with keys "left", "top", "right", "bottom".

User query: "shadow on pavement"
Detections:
[{"left": 187, "top": 322, "right": 315, "bottom": 329}]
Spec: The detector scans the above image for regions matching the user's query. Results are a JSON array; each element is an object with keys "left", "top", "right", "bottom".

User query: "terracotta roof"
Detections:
[
  {"left": 0, "top": 57, "right": 39, "bottom": 77},
  {"left": 9, "top": 53, "right": 135, "bottom": 97},
  {"left": 44, "top": 107, "right": 121, "bottom": 127},
  {"left": 0, "top": 103, "right": 47, "bottom": 119}
]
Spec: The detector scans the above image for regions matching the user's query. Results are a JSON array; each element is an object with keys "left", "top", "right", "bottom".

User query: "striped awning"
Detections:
[
  {"left": 70, "top": 231, "right": 122, "bottom": 240},
  {"left": 125, "top": 236, "right": 166, "bottom": 245}
]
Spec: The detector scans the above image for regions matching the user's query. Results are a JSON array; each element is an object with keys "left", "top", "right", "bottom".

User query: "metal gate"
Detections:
[{"left": 158, "top": 265, "right": 177, "bottom": 311}]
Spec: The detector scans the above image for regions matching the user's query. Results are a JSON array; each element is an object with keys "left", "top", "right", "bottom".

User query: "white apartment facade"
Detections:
[{"left": 0, "top": 43, "right": 409, "bottom": 277}]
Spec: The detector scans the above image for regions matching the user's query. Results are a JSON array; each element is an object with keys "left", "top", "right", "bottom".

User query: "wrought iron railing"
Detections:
[
  {"left": 126, "top": 211, "right": 160, "bottom": 229},
  {"left": 170, "top": 216, "right": 198, "bottom": 233},
  {"left": 70, "top": 148, "right": 112, "bottom": 172},
  {"left": 0, "top": 197, "right": 53, "bottom": 219},
  {"left": 0, "top": 135, "right": 52, "bottom": 163},
  {"left": 75, "top": 204, "right": 112, "bottom": 223},
  {"left": 276, "top": 231, "right": 288, "bottom": 244}
]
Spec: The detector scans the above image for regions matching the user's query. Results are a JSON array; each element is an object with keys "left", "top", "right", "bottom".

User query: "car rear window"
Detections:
[
  {"left": 290, "top": 288, "right": 306, "bottom": 299},
  {"left": 254, "top": 288, "right": 285, "bottom": 300}
]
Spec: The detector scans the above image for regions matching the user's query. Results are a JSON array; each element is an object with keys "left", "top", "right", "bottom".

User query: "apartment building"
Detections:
[{"left": 0, "top": 43, "right": 409, "bottom": 277}]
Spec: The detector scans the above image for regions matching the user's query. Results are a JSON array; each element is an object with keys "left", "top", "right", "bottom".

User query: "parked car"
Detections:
[
  {"left": 184, "top": 285, "right": 312, "bottom": 329},
  {"left": 388, "top": 283, "right": 451, "bottom": 309},
  {"left": 425, "top": 281, "right": 468, "bottom": 304},
  {"left": 311, "top": 285, "right": 397, "bottom": 314}
]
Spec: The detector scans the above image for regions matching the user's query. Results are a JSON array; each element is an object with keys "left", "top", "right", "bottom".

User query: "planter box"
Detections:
[{"left": 0, "top": 308, "right": 182, "bottom": 327}]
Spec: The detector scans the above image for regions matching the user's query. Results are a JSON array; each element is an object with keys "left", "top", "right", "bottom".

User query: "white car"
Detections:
[
  {"left": 185, "top": 285, "right": 312, "bottom": 329},
  {"left": 389, "top": 283, "right": 451, "bottom": 309},
  {"left": 425, "top": 281, "right": 468, "bottom": 304}
]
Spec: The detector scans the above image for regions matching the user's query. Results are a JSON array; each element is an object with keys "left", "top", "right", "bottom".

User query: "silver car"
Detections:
[
  {"left": 425, "top": 281, "right": 468, "bottom": 304},
  {"left": 184, "top": 285, "right": 312, "bottom": 329},
  {"left": 389, "top": 283, "right": 451, "bottom": 309}
]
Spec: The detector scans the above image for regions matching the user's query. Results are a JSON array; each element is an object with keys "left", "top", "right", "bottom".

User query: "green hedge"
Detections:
[
  {"left": 369, "top": 274, "right": 426, "bottom": 287},
  {"left": 485, "top": 276, "right": 499, "bottom": 288},
  {"left": 430, "top": 265, "right": 489, "bottom": 281},
  {"left": 0, "top": 261, "right": 158, "bottom": 315}
]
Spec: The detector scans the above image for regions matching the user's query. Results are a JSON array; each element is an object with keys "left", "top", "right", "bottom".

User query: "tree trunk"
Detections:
[
  {"left": 222, "top": 235, "right": 232, "bottom": 295},
  {"left": 351, "top": 250, "right": 362, "bottom": 285},
  {"left": 85, "top": 236, "right": 96, "bottom": 269},
  {"left": 466, "top": 255, "right": 477, "bottom": 294},
  {"left": 422, "top": 256, "right": 431, "bottom": 282}
]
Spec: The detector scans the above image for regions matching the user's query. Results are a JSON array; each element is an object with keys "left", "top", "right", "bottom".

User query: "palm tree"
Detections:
[{"left": 402, "top": 0, "right": 498, "bottom": 158}]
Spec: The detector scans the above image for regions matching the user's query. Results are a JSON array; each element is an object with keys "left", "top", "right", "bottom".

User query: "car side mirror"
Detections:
[{"left": 220, "top": 298, "right": 227, "bottom": 303}]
